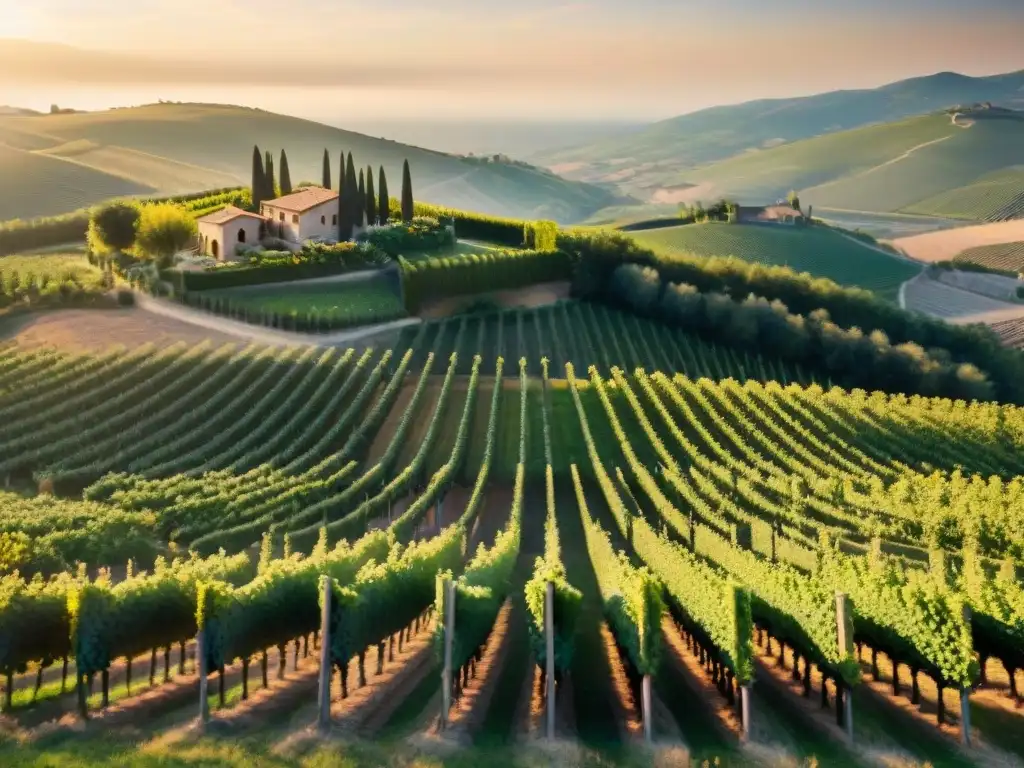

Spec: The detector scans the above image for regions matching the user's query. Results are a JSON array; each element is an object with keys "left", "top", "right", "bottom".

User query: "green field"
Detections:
[
  {"left": 203, "top": 274, "right": 405, "bottom": 326},
  {"left": 954, "top": 241, "right": 1024, "bottom": 273},
  {"left": 628, "top": 221, "right": 920, "bottom": 301},
  {"left": 0, "top": 103, "right": 617, "bottom": 223},
  {"left": 902, "top": 166, "right": 1024, "bottom": 221}
]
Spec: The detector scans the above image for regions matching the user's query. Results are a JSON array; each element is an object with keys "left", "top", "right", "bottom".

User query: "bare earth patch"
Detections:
[
  {"left": 650, "top": 183, "right": 716, "bottom": 205},
  {"left": 418, "top": 281, "right": 571, "bottom": 320},
  {"left": 0, "top": 309, "right": 240, "bottom": 350},
  {"left": 892, "top": 220, "right": 1024, "bottom": 264}
]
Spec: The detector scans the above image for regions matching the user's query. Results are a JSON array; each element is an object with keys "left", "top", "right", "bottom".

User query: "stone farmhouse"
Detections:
[
  {"left": 196, "top": 205, "right": 266, "bottom": 260},
  {"left": 736, "top": 204, "right": 804, "bottom": 225},
  {"left": 196, "top": 186, "right": 342, "bottom": 260}
]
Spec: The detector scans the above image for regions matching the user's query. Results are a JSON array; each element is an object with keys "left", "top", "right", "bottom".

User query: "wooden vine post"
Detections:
[
  {"left": 641, "top": 673, "right": 653, "bottom": 744},
  {"left": 545, "top": 580, "right": 556, "bottom": 739},
  {"left": 960, "top": 604, "right": 972, "bottom": 747},
  {"left": 835, "top": 591, "right": 854, "bottom": 741},
  {"left": 317, "top": 575, "right": 332, "bottom": 734},
  {"left": 197, "top": 626, "right": 210, "bottom": 728},
  {"left": 440, "top": 577, "right": 455, "bottom": 730}
]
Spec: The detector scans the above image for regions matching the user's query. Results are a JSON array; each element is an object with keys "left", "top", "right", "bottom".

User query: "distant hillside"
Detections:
[
  {"left": 646, "top": 109, "right": 1024, "bottom": 221},
  {"left": 0, "top": 103, "right": 621, "bottom": 222},
  {"left": 629, "top": 222, "right": 919, "bottom": 303},
  {"left": 534, "top": 69, "right": 1024, "bottom": 199}
]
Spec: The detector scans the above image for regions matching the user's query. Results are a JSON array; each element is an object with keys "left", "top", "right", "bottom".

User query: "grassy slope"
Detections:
[
  {"left": 630, "top": 222, "right": 920, "bottom": 301},
  {"left": 0, "top": 103, "right": 617, "bottom": 224}
]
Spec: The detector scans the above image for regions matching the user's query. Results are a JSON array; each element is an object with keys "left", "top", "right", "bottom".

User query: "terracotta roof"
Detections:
[
  {"left": 264, "top": 187, "right": 339, "bottom": 213},
  {"left": 196, "top": 205, "right": 267, "bottom": 225}
]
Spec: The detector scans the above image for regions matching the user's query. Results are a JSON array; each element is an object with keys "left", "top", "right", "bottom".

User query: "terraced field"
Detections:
[{"left": 629, "top": 222, "right": 919, "bottom": 302}]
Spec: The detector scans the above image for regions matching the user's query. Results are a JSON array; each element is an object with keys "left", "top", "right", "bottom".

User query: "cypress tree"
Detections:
[
  {"left": 251, "top": 145, "right": 266, "bottom": 210},
  {"left": 400, "top": 159, "right": 414, "bottom": 223},
  {"left": 342, "top": 153, "right": 350, "bottom": 240},
  {"left": 378, "top": 166, "right": 390, "bottom": 224},
  {"left": 279, "top": 149, "right": 292, "bottom": 195},
  {"left": 358, "top": 168, "right": 366, "bottom": 215},
  {"left": 339, "top": 152, "right": 359, "bottom": 240},
  {"left": 365, "top": 166, "right": 377, "bottom": 225},
  {"left": 322, "top": 149, "right": 331, "bottom": 189},
  {"left": 265, "top": 152, "right": 276, "bottom": 198}
]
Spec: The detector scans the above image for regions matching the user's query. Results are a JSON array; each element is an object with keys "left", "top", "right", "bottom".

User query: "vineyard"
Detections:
[
  {"left": 629, "top": 223, "right": 919, "bottom": 303},
  {"left": 955, "top": 242, "right": 1024, "bottom": 275},
  {"left": 1, "top": 295, "right": 1023, "bottom": 765},
  {"left": 902, "top": 168, "right": 1024, "bottom": 223}
]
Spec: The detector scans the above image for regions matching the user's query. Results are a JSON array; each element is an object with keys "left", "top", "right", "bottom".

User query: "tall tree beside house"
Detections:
[
  {"left": 336, "top": 151, "right": 346, "bottom": 238},
  {"left": 365, "top": 166, "right": 377, "bottom": 225},
  {"left": 322, "top": 149, "right": 332, "bottom": 189},
  {"left": 400, "top": 159, "right": 414, "bottom": 223},
  {"left": 265, "top": 152, "right": 276, "bottom": 198},
  {"left": 279, "top": 149, "right": 293, "bottom": 196},
  {"left": 357, "top": 168, "right": 366, "bottom": 216},
  {"left": 378, "top": 166, "right": 390, "bottom": 224},
  {"left": 251, "top": 145, "right": 267, "bottom": 210},
  {"left": 346, "top": 152, "right": 361, "bottom": 228}
]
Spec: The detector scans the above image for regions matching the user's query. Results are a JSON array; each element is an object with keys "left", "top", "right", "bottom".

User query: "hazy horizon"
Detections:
[{"left": 2, "top": 0, "right": 1024, "bottom": 122}]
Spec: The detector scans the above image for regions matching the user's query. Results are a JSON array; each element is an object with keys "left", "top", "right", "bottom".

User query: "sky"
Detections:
[{"left": 1, "top": 0, "right": 1023, "bottom": 122}]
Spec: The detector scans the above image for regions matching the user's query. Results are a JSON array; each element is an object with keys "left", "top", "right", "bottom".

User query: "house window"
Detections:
[
  {"left": 238, "top": 228, "right": 246, "bottom": 244},
  {"left": 292, "top": 214, "right": 299, "bottom": 224},
  {"left": 279, "top": 212, "right": 285, "bottom": 221},
  {"left": 332, "top": 214, "right": 337, "bottom": 225},
  {"left": 321, "top": 215, "right": 326, "bottom": 225}
]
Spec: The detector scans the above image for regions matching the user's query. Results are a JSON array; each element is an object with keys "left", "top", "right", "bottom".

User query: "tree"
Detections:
[
  {"left": 339, "top": 153, "right": 352, "bottom": 240},
  {"left": 322, "top": 149, "right": 332, "bottom": 189},
  {"left": 279, "top": 149, "right": 293, "bottom": 196},
  {"left": 265, "top": 151, "right": 276, "bottom": 199},
  {"left": 378, "top": 166, "right": 390, "bottom": 224},
  {"left": 251, "top": 145, "right": 267, "bottom": 210},
  {"left": 365, "top": 165, "right": 377, "bottom": 225},
  {"left": 357, "top": 168, "right": 366, "bottom": 217},
  {"left": 400, "top": 159, "right": 414, "bottom": 223},
  {"left": 339, "top": 152, "right": 360, "bottom": 239},
  {"left": 787, "top": 190, "right": 801, "bottom": 211},
  {"left": 135, "top": 203, "right": 198, "bottom": 267},
  {"left": 91, "top": 202, "right": 141, "bottom": 253}
]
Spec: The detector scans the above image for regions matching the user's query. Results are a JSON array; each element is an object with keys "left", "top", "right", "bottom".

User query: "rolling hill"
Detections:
[
  {"left": 629, "top": 222, "right": 920, "bottom": 302},
  {"left": 535, "top": 68, "right": 1024, "bottom": 199},
  {"left": 631, "top": 108, "right": 1024, "bottom": 221},
  {"left": 0, "top": 103, "right": 621, "bottom": 222}
]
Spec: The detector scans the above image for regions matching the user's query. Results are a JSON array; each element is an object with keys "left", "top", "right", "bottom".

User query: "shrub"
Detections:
[
  {"left": 360, "top": 216, "right": 453, "bottom": 256},
  {"left": 89, "top": 202, "right": 140, "bottom": 254},
  {"left": 116, "top": 289, "right": 135, "bottom": 306},
  {"left": 135, "top": 203, "right": 198, "bottom": 266}
]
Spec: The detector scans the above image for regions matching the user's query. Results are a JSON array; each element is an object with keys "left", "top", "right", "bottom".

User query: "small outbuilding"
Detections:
[{"left": 196, "top": 205, "right": 267, "bottom": 260}]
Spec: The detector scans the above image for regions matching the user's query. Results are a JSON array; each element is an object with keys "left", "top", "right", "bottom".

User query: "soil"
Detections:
[
  {"left": 329, "top": 616, "right": 437, "bottom": 736},
  {"left": 434, "top": 600, "right": 518, "bottom": 742},
  {"left": 417, "top": 281, "right": 571, "bottom": 320},
  {"left": 892, "top": 220, "right": 1024, "bottom": 264},
  {"left": 0, "top": 308, "right": 240, "bottom": 350}
]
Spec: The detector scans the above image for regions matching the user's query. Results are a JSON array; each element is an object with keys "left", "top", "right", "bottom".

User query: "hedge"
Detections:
[
  {"left": 561, "top": 229, "right": 1024, "bottom": 404},
  {"left": 163, "top": 261, "right": 388, "bottom": 293},
  {"left": 399, "top": 249, "right": 570, "bottom": 313}
]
